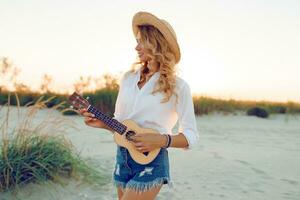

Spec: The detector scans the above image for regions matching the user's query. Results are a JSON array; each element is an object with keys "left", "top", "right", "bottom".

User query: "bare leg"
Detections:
[
  {"left": 121, "top": 185, "right": 162, "bottom": 200},
  {"left": 117, "top": 187, "right": 124, "bottom": 200}
]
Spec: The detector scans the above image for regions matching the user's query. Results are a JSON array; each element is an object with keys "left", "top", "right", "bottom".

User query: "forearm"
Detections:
[{"left": 168, "top": 133, "right": 189, "bottom": 148}]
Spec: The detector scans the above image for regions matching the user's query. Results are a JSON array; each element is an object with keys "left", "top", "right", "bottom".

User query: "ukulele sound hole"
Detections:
[
  {"left": 125, "top": 131, "right": 149, "bottom": 156},
  {"left": 125, "top": 130, "right": 136, "bottom": 141}
]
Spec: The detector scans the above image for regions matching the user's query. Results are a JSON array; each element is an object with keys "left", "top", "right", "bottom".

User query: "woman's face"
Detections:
[{"left": 135, "top": 32, "right": 150, "bottom": 63}]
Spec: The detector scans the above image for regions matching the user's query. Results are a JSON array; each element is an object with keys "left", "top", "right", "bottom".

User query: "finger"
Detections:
[
  {"left": 79, "top": 109, "right": 86, "bottom": 114},
  {"left": 84, "top": 117, "right": 94, "bottom": 122},
  {"left": 131, "top": 135, "right": 142, "bottom": 142},
  {"left": 82, "top": 112, "right": 95, "bottom": 117},
  {"left": 136, "top": 146, "right": 144, "bottom": 152},
  {"left": 137, "top": 147, "right": 149, "bottom": 153},
  {"left": 133, "top": 134, "right": 142, "bottom": 138},
  {"left": 82, "top": 112, "right": 89, "bottom": 117},
  {"left": 133, "top": 142, "right": 143, "bottom": 147},
  {"left": 141, "top": 148, "right": 149, "bottom": 153},
  {"left": 80, "top": 110, "right": 89, "bottom": 116}
]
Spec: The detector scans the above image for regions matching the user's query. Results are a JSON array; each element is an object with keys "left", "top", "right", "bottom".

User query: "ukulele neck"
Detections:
[{"left": 87, "top": 105, "right": 127, "bottom": 135}]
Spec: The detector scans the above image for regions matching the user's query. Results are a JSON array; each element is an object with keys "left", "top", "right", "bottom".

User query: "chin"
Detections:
[{"left": 139, "top": 58, "right": 147, "bottom": 63}]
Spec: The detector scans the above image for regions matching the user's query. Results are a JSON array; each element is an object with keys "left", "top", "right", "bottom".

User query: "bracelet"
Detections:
[
  {"left": 162, "top": 134, "right": 172, "bottom": 148},
  {"left": 162, "top": 134, "right": 168, "bottom": 148},
  {"left": 166, "top": 134, "right": 172, "bottom": 148}
]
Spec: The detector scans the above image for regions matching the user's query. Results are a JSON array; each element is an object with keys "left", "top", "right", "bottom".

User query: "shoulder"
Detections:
[
  {"left": 120, "top": 69, "right": 139, "bottom": 84},
  {"left": 175, "top": 76, "right": 191, "bottom": 93}
]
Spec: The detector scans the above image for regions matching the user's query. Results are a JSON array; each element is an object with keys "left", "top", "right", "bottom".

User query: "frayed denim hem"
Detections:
[
  {"left": 113, "top": 180, "right": 127, "bottom": 191},
  {"left": 126, "top": 177, "right": 171, "bottom": 194}
]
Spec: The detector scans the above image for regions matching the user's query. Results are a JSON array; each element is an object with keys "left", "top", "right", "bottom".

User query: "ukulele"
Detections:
[{"left": 68, "top": 92, "right": 161, "bottom": 165}]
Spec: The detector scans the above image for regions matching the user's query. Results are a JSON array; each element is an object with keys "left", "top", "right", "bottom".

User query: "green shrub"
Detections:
[
  {"left": 0, "top": 96, "right": 108, "bottom": 192},
  {"left": 247, "top": 107, "right": 269, "bottom": 118}
]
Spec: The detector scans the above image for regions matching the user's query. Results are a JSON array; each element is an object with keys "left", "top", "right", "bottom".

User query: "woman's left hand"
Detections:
[{"left": 131, "top": 133, "right": 166, "bottom": 153}]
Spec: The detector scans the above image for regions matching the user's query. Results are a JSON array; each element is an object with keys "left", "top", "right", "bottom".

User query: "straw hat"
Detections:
[{"left": 132, "top": 11, "right": 181, "bottom": 64}]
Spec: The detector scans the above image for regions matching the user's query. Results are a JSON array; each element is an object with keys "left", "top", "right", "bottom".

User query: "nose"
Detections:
[{"left": 135, "top": 43, "right": 141, "bottom": 51}]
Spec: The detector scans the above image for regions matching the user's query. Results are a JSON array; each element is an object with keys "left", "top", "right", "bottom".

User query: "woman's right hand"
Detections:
[{"left": 79, "top": 108, "right": 106, "bottom": 128}]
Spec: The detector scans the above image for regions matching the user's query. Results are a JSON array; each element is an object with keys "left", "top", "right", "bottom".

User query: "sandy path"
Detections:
[{"left": 1, "top": 107, "right": 300, "bottom": 200}]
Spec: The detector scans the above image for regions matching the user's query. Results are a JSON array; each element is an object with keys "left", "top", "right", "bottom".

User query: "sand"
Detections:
[{"left": 1, "top": 107, "right": 300, "bottom": 200}]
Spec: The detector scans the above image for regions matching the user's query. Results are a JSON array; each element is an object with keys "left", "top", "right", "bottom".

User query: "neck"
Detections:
[{"left": 144, "top": 61, "right": 159, "bottom": 74}]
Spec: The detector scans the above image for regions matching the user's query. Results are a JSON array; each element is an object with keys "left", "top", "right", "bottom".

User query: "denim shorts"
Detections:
[{"left": 113, "top": 145, "right": 171, "bottom": 193}]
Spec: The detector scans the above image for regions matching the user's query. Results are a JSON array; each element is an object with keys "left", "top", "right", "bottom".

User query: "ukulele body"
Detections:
[{"left": 113, "top": 119, "right": 161, "bottom": 165}]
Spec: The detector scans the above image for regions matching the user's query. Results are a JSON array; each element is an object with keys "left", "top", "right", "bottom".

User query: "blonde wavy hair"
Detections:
[{"left": 129, "top": 25, "right": 178, "bottom": 103}]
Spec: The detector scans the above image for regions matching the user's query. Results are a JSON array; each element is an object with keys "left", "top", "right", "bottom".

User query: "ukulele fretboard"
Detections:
[{"left": 87, "top": 105, "right": 127, "bottom": 135}]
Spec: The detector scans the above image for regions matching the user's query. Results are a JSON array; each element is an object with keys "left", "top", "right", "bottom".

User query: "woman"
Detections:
[{"left": 80, "top": 11, "right": 199, "bottom": 200}]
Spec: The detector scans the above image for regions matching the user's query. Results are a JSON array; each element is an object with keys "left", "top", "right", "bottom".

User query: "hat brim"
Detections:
[{"left": 132, "top": 12, "right": 181, "bottom": 64}]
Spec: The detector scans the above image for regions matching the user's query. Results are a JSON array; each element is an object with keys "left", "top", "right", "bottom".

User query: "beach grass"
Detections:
[
  {"left": 1, "top": 89, "right": 300, "bottom": 117},
  {"left": 0, "top": 93, "right": 108, "bottom": 192},
  {"left": 193, "top": 96, "right": 300, "bottom": 115}
]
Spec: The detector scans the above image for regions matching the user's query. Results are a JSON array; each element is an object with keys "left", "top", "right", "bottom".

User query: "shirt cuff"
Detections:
[{"left": 180, "top": 128, "right": 199, "bottom": 150}]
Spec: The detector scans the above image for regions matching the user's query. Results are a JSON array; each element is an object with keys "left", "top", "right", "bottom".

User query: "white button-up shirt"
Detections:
[{"left": 114, "top": 68, "right": 199, "bottom": 149}]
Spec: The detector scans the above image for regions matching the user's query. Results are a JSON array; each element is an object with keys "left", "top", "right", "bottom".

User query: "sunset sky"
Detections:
[{"left": 1, "top": 0, "right": 300, "bottom": 102}]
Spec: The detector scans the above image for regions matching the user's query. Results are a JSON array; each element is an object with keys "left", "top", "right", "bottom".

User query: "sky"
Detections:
[{"left": 1, "top": 0, "right": 300, "bottom": 102}]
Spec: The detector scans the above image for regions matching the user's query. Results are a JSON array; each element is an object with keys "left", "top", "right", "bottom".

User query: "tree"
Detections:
[
  {"left": 73, "top": 76, "right": 92, "bottom": 93},
  {"left": 0, "top": 57, "right": 21, "bottom": 92},
  {"left": 40, "top": 74, "right": 53, "bottom": 93}
]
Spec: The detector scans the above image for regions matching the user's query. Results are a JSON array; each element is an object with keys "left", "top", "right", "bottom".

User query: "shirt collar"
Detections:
[
  {"left": 135, "top": 67, "right": 160, "bottom": 89},
  {"left": 136, "top": 67, "right": 160, "bottom": 81}
]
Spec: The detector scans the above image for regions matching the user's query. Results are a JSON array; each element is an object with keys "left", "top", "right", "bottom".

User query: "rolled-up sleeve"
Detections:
[{"left": 176, "top": 82, "right": 199, "bottom": 150}]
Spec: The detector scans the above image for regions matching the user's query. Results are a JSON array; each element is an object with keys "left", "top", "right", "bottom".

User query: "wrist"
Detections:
[
  {"left": 161, "top": 134, "right": 172, "bottom": 148},
  {"left": 160, "top": 134, "right": 168, "bottom": 148}
]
